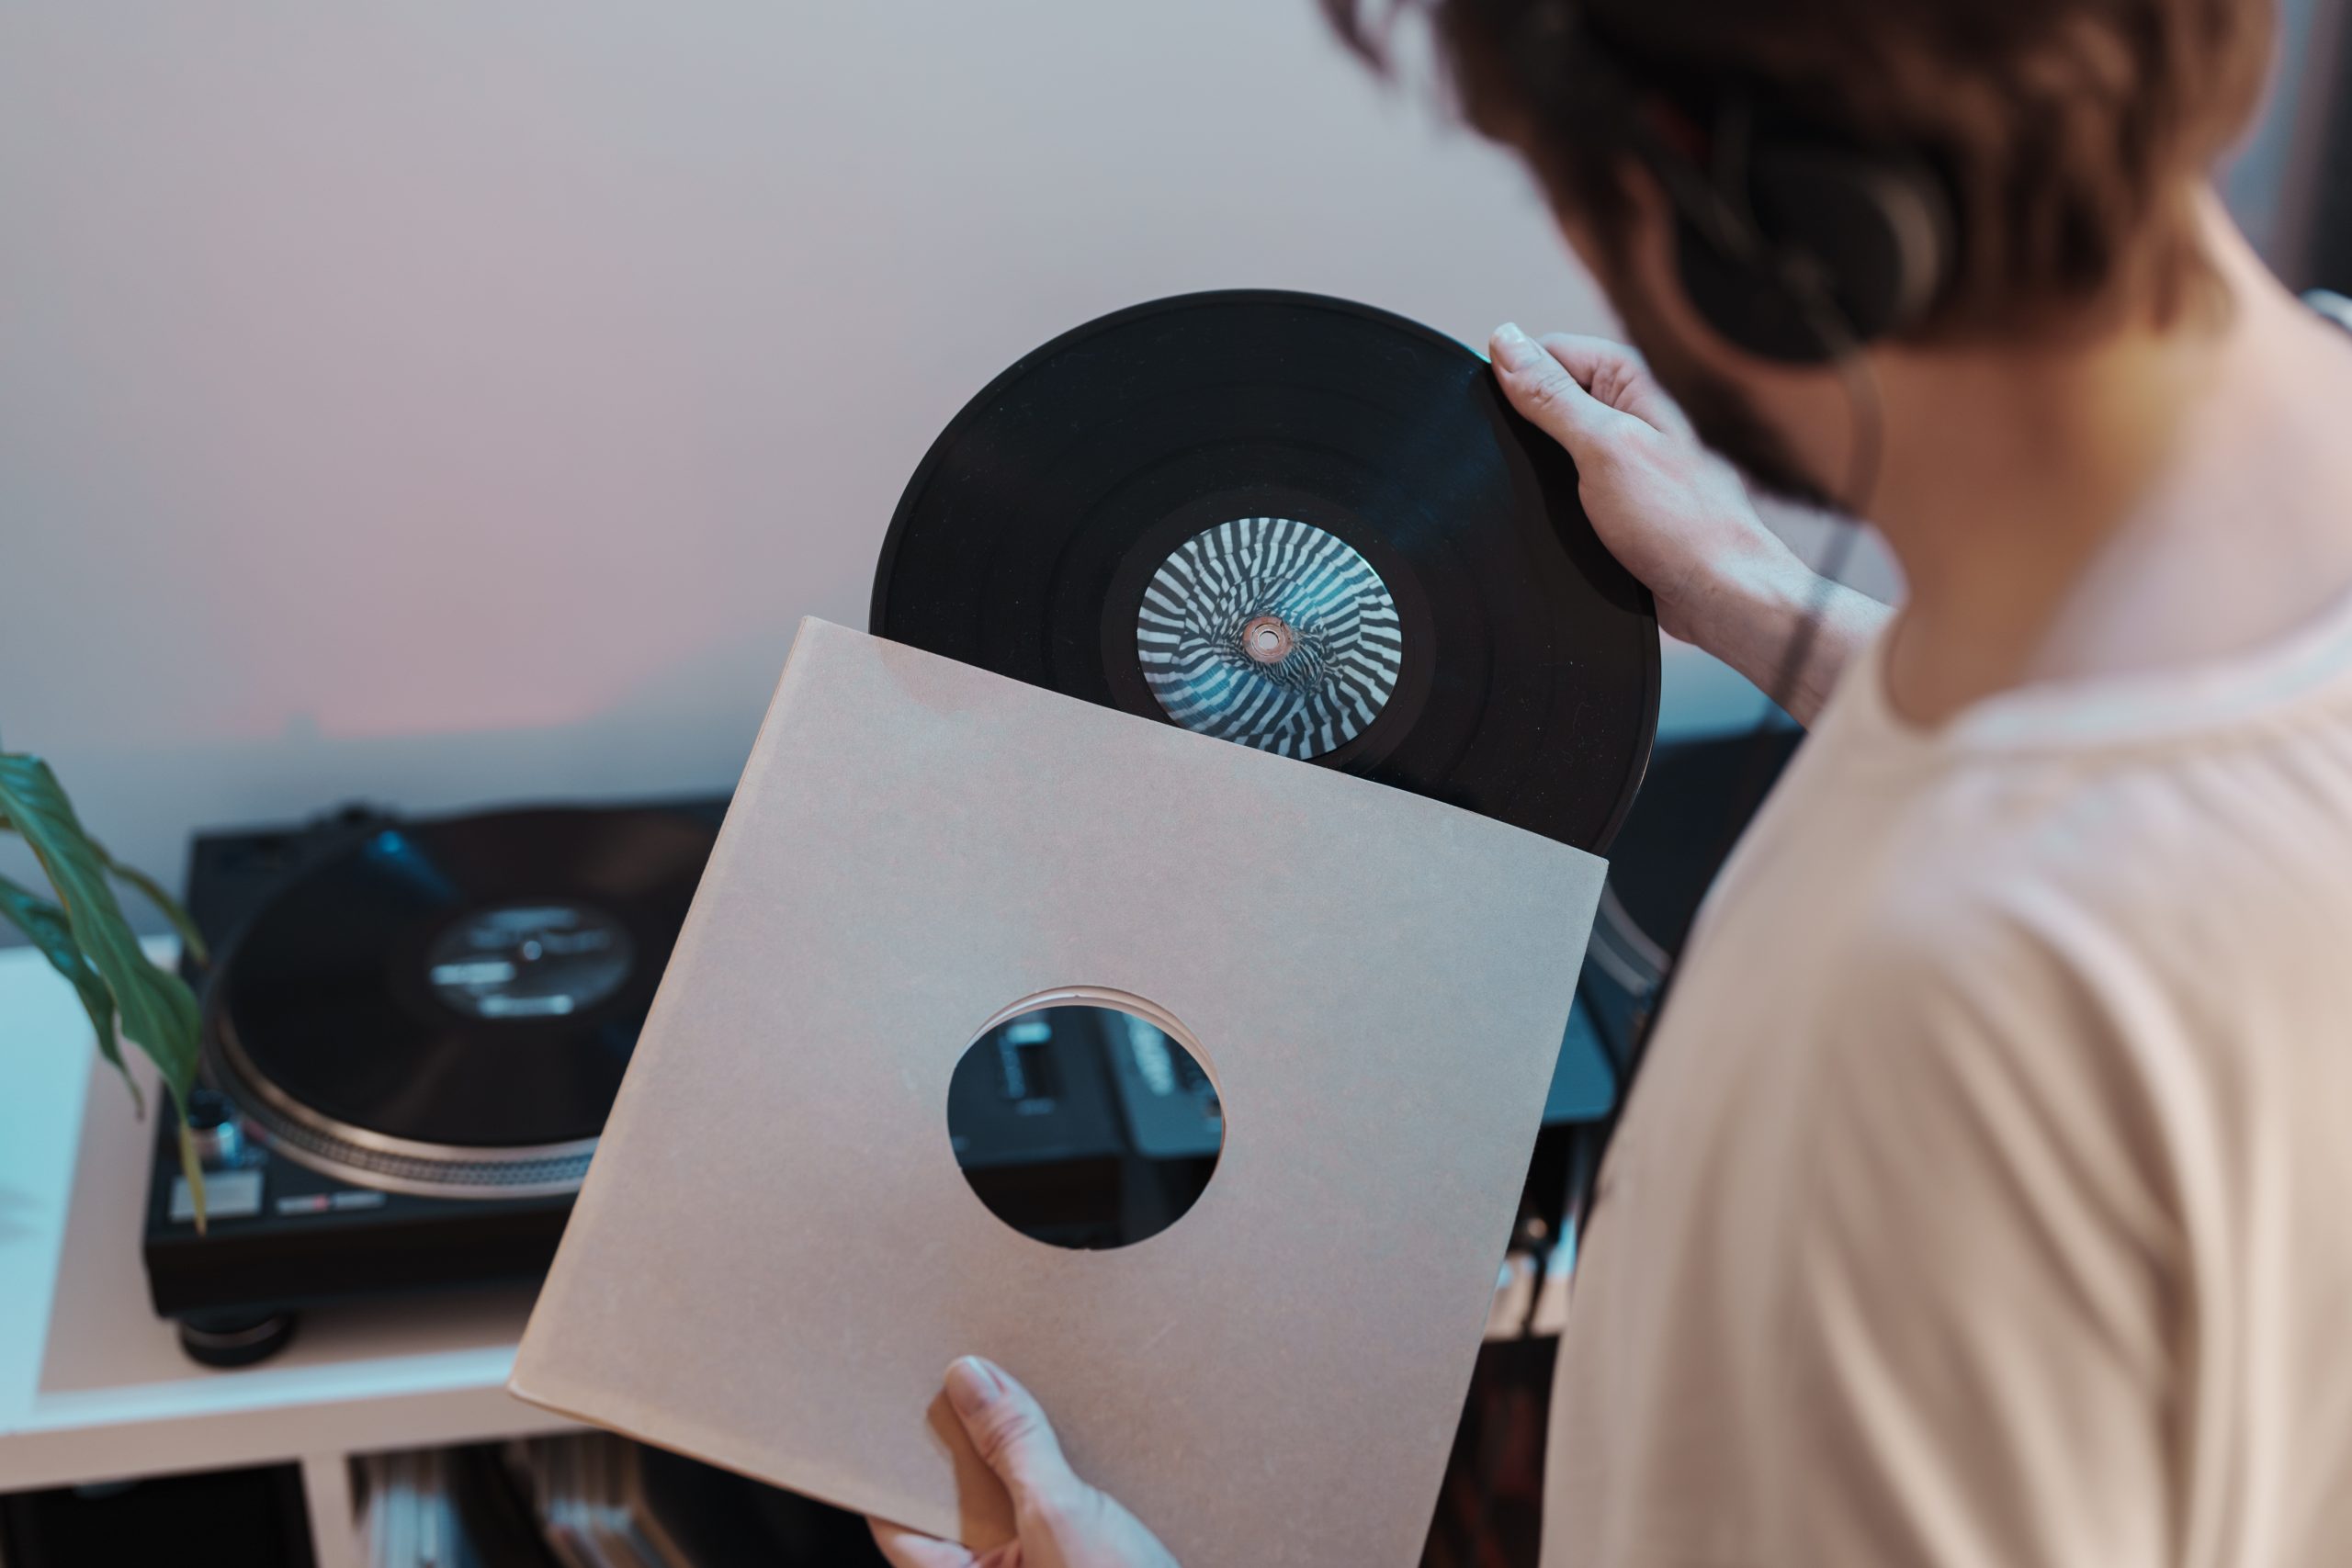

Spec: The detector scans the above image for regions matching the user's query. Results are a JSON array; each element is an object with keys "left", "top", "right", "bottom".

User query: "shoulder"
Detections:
[
  {"left": 1770, "top": 705, "right": 2352, "bottom": 1342},
  {"left": 1770, "top": 852, "right": 2195, "bottom": 1395},
  {"left": 1751, "top": 888, "right": 2181, "bottom": 1562},
  {"left": 1832, "top": 693, "right": 2352, "bottom": 1015},
  {"left": 1691, "top": 693, "right": 2352, "bottom": 1561},
  {"left": 1801, "top": 878, "right": 2171, "bottom": 1213}
]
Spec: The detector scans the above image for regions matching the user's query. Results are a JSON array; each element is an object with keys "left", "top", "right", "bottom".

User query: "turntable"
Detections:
[
  {"left": 141, "top": 799, "right": 726, "bottom": 1367},
  {"left": 139, "top": 795, "right": 1238, "bottom": 1368}
]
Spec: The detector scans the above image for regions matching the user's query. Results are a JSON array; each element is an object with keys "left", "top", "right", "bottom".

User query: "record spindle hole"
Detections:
[
  {"left": 1242, "top": 615, "right": 1295, "bottom": 664},
  {"left": 946, "top": 988, "right": 1222, "bottom": 1251}
]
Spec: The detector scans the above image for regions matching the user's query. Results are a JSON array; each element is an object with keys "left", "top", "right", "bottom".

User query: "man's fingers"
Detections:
[
  {"left": 1488, "top": 322, "right": 1635, "bottom": 462},
  {"left": 944, "top": 1356, "right": 1081, "bottom": 1506},
  {"left": 869, "top": 1517, "right": 983, "bottom": 1568},
  {"left": 1535, "top": 332, "right": 1696, "bottom": 439}
]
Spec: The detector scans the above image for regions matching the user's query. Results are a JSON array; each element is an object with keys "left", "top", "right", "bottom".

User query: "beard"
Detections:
[{"left": 1605, "top": 260, "right": 1843, "bottom": 513}]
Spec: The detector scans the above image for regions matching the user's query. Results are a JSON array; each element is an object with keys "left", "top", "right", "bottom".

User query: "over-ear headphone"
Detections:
[{"left": 1518, "top": 5, "right": 1958, "bottom": 363}]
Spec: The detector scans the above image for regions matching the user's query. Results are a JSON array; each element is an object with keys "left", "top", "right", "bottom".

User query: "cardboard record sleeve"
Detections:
[{"left": 510, "top": 619, "right": 1605, "bottom": 1566}]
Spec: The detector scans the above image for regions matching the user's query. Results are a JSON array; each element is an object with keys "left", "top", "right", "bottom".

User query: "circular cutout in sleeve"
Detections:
[{"left": 945, "top": 1001, "right": 1222, "bottom": 1251}]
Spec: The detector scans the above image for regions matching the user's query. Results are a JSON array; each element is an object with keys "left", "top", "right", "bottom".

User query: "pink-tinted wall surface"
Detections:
[{"left": 1, "top": 3, "right": 1624, "bottom": 908}]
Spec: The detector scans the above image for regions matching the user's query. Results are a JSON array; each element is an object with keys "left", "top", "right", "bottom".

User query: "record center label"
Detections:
[
  {"left": 424, "top": 902, "right": 635, "bottom": 1021},
  {"left": 1136, "top": 517, "right": 1404, "bottom": 760}
]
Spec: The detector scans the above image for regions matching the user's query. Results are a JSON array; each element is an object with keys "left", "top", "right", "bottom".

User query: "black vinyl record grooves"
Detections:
[
  {"left": 209, "top": 806, "right": 715, "bottom": 1185},
  {"left": 871, "top": 290, "right": 1658, "bottom": 852}
]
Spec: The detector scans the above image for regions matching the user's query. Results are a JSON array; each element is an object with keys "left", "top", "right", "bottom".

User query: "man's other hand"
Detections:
[
  {"left": 1487, "top": 322, "right": 1888, "bottom": 727},
  {"left": 868, "top": 1358, "right": 1181, "bottom": 1568},
  {"left": 1487, "top": 321, "right": 1807, "bottom": 647}
]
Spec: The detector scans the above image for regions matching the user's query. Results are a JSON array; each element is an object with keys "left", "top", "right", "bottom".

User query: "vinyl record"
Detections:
[
  {"left": 209, "top": 806, "right": 716, "bottom": 1193},
  {"left": 871, "top": 290, "right": 1658, "bottom": 851}
]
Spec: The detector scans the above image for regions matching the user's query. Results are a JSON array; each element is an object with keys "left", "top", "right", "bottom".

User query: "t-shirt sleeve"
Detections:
[{"left": 1761, "top": 915, "right": 2180, "bottom": 1568}]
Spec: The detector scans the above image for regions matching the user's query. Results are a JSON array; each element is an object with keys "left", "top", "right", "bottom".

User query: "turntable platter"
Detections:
[{"left": 208, "top": 806, "right": 716, "bottom": 1194}]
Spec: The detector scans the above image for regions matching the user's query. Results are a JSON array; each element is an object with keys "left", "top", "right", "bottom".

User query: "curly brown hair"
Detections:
[{"left": 1325, "top": 0, "right": 2278, "bottom": 338}]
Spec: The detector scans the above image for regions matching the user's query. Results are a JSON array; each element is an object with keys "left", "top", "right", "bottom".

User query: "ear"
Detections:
[{"left": 1609, "top": 160, "right": 1685, "bottom": 294}]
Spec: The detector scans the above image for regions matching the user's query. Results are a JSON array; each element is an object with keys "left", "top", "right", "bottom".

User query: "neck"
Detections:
[{"left": 1861, "top": 190, "right": 2352, "bottom": 726}]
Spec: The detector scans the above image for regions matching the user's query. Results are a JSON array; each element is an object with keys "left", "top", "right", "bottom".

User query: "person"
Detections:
[{"left": 875, "top": 0, "right": 2352, "bottom": 1562}]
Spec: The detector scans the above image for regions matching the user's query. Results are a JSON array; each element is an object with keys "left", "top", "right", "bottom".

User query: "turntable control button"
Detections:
[{"left": 184, "top": 1088, "right": 246, "bottom": 1168}]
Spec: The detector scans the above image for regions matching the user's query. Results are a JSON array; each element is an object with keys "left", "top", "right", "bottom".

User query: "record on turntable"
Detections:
[
  {"left": 206, "top": 805, "right": 717, "bottom": 1199},
  {"left": 871, "top": 289, "right": 1659, "bottom": 852}
]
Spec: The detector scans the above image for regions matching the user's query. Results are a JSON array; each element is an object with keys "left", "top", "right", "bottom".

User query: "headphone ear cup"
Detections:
[
  {"left": 1755, "top": 145, "right": 1954, "bottom": 342},
  {"left": 1673, "top": 146, "right": 1953, "bottom": 364},
  {"left": 1671, "top": 205, "right": 1830, "bottom": 364}
]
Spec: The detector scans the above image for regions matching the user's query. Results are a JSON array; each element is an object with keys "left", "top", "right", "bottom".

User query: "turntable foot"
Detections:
[{"left": 177, "top": 1309, "right": 299, "bottom": 1368}]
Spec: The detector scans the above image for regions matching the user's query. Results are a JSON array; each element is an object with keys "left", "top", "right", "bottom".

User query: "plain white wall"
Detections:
[
  {"left": 2, "top": 2, "right": 1642, "bottom": 912},
  {"left": 12, "top": 0, "right": 2305, "bottom": 918}
]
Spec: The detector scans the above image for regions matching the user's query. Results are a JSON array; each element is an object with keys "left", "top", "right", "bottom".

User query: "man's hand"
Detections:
[
  {"left": 1487, "top": 322, "right": 1887, "bottom": 727},
  {"left": 869, "top": 1358, "right": 1181, "bottom": 1568}
]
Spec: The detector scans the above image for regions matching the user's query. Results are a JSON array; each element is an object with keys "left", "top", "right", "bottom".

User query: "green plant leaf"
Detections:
[
  {"left": 5, "top": 797, "right": 211, "bottom": 966},
  {"left": 0, "top": 754, "right": 207, "bottom": 1228},
  {"left": 177, "top": 1119, "right": 207, "bottom": 1233},
  {"left": 0, "top": 873, "right": 137, "bottom": 1112},
  {"left": 92, "top": 839, "right": 209, "bottom": 966},
  {"left": 0, "top": 752, "right": 202, "bottom": 1113}
]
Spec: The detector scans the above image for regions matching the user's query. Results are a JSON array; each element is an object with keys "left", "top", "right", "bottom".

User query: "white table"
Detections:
[{"left": 0, "top": 942, "right": 574, "bottom": 1568}]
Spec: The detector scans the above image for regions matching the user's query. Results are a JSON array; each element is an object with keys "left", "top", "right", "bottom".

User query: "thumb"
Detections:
[
  {"left": 1488, "top": 321, "right": 1636, "bottom": 465},
  {"left": 944, "top": 1356, "right": 1080, "bottom": 1506}
]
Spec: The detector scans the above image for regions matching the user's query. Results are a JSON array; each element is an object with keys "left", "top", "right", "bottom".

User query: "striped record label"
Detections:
[{"left": 1136, "top": 517, "right": 1403, "bottom": 759}]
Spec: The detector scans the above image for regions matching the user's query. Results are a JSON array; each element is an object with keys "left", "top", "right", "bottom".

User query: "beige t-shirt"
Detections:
[{"left": 1544, "top": 603, "right": 2352, "bottom": 1567}]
